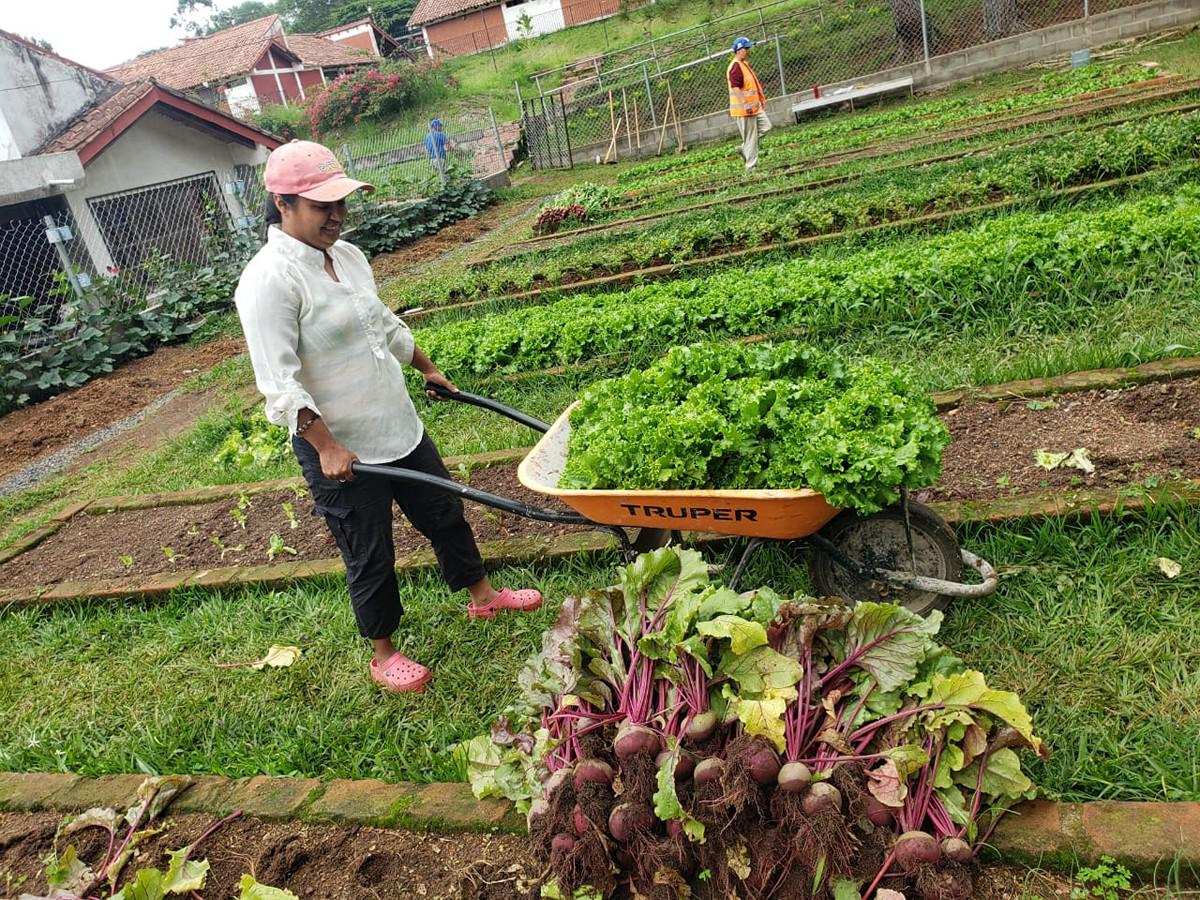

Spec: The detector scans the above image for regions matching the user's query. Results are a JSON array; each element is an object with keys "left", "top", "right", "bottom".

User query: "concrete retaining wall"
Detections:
[{"left": 569, "top": 0, "right": 1200, "bottom": 165}]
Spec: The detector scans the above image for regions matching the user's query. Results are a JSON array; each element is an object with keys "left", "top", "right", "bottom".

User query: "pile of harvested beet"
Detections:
[{"left": 466, "top": 548, "right": 1048, "bottom": 899}]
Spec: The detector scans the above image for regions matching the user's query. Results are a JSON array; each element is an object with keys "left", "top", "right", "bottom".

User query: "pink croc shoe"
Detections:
[
  {"left": 467, "top": 587, "right": 543, "bottom": 619},
  {"left": 370, "top": 652, "right": 431, "bottom": 693}
]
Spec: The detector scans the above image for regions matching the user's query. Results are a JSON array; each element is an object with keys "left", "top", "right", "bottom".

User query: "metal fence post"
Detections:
[
  {"left": 758, "top": 8, "right": 768, "bottom": 42},
  {"left": 42, "top": 214, "right": 87, "bottom": 306},
  {"left": 1083, "top": 0, "right": 1089, "bottom": 17},
  {"left": 818, "top": 0, "right": 825, "bottom": 26},
  {"left": 514, "top": 79, "right": 525, "bottom": 112},
  {"left": 488, "top": 106, "right": 506, "bottom": 174},
  {"left": 918, "top": 0, "right": 932, "bottom": 73},
  {"left": 642, "top": 62, "right": 658, "bottom": 130},
  {"left": 340, "top": 143, "right": 358, "bottom": 178},
  {"left": 774, "top": 33, "right": 786, "bottom": 97}
]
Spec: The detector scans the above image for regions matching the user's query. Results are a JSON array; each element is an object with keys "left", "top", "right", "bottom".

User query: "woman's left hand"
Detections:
[{"left": 423, "top": 370, "right": 459, "bottom": 400}]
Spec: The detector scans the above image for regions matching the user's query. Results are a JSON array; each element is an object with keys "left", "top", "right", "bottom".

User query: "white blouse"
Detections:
[{"left": 235, "top": 226, "right": 423, "bottom": 464}]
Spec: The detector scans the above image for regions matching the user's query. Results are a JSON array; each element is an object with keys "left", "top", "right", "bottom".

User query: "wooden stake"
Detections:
[
  {"left": 669, "top": 82, "right": 685, "bottom": 153},
  {"left": 656, "top": 90, "right": 674, "bottom": 155},
  {"left": 622, "top": 87, "right": 632, "bottom": 153},
  {"left": 633, "top": 95, "right": 641, "bottom": 150},
  {"left": 607, "top": 90, "right": 617, "bottom": 160},
  {"left": 605, "top": 116, "right": 624, "bottom": 163}
]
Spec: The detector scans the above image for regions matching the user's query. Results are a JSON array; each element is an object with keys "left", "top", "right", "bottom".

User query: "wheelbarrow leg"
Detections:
[
  {"left": 601, "top": 525, "right": 637, "bottom": 562},
  {"left": 729, "top": 538, "right": 768, "bottom": 592}
]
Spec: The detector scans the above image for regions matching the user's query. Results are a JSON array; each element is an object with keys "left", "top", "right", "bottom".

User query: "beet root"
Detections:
[
  {"left": 551, "top": 828, "right": 616, "bottom": 897},
  {"left": 895, "top": 830, "right": 941, "bottom": 871},
  {"left": 720, "top": 735, "right": 776, "bottom": 818}
]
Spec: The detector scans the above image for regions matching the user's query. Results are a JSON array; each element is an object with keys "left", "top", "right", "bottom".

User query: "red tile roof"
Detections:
[
  {"left": 37, "top": 79, "right": 283, "bottom": 163},
  {"left": 106, "top": 15, "right": 284, "bottom": 89},
  {"left": 285, "top": 33, "right": 373, "bottom": 67},
  {"left": 408, "top": 0, "right": 499, "bottom": 28}
]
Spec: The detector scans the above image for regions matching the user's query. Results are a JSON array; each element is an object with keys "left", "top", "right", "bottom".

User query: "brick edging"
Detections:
[{"left": 0, "top": 772, "right": 1195, "bottom": 881}]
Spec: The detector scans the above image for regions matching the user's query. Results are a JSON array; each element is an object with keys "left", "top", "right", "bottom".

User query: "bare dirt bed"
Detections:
[
  {"left": 0, "top": 810, "right": 1090, "bottom": 899},
  {"left": 926, "top": 375, "right": 1200, "bottom": 503},
  {"left": 0, "top": 338, "right": 246, "bottom": 483},
  {"left": 370, "top": 200, "right": 531, "bottom": 282},
  {"left": 0, "top": 463, "right": 587, "bottom": 589}
]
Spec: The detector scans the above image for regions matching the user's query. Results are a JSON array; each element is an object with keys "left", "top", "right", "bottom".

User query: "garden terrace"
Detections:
[{"left": 385, "top": 105, "right": 1200, "bottom": 313}]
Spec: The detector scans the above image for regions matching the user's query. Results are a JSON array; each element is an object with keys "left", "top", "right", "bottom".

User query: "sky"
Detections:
[{"left": 4, "top": 0, "right": 234, "bottom": 70}]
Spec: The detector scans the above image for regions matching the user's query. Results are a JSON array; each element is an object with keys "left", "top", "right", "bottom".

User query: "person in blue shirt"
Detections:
[{"left": 424, "top": 119, "right": 455, "bottom": 186}]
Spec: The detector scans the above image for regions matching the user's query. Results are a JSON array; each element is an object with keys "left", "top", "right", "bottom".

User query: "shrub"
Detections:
[
  {"left": 348, "top": 179, "right": 494, "bottom": 257},
  {"left": 306, "top": 61, "right": 442, "bottom": 136},
  {"left": 249, "top": 104, "right": 307, "bottom": 141}
]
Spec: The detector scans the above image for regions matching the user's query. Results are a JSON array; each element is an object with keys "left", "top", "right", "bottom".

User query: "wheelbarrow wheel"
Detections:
[{"left": 807, "top": 500, "right": 961, "bottom": 617}]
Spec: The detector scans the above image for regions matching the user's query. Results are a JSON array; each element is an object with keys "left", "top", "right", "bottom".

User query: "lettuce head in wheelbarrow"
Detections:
[{"left": 559, "top": 342, "right": 949, "bottom": 515}]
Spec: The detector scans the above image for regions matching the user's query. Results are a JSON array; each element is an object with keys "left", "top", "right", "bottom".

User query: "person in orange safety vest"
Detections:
[{"left": 727, "top": 36, "right": 773, "bottom": 171}]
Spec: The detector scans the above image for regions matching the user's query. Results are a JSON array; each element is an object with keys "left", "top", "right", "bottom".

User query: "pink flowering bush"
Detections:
[{"left": 306, "top": 61, "right": 440, "bottom": 136}]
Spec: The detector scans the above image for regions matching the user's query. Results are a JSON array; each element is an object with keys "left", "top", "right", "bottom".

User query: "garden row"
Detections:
[
  {"left": 386, "top": 114, "right": 1200, "bottom": 312},
  {"left": 615, "top": 64, "right": 1168, "bottom": 192},
  {"left": 521, "top": 93, "right": 1200, "bottom": 245},
  {"left": 414, "top": 187, "right": 1200, "bottom": 378}
]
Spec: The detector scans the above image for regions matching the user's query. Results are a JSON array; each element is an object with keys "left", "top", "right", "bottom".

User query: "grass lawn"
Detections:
[{"left": 0, "top": 504, "right": 1196, "bottom": 801}]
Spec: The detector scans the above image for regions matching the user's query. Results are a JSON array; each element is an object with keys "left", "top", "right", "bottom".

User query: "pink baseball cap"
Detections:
[{"left": 264, "top": 140, "right": 374, "bottom": 202}]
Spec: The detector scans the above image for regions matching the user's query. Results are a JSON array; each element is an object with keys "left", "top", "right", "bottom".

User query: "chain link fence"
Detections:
[
  {"left": 0, "top": 165, "right": 270, "bottom": 346},
  {"left": 334, "top": 107, "right": 517, "bottom": 200},
  {"left": 545, "top": 0, "right": 1155, "bottom": 153}
]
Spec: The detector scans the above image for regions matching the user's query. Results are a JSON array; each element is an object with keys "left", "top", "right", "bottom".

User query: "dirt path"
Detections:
[{"left": 0, "top": 338, "right": 247, "bottom": 495}]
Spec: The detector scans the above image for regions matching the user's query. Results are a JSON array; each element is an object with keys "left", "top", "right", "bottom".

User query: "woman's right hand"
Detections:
[{"left": 319, "top": 442, "right": 359, "bottom": 482}]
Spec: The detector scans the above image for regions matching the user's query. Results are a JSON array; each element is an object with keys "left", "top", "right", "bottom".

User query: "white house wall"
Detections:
[
  {"left": 64, "top": 110, "right": 268, "bottom": 273},
  {"left": 502, "top": 0, "right": 565, "bottom": 39},
  {"left": 0, "top": 37, "right": 112, "bottom": 158}
]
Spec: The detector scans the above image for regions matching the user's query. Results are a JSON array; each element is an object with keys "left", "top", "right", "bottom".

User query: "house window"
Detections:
[{"left": 87, "top": 172, "right": 228, "bottom": 276}]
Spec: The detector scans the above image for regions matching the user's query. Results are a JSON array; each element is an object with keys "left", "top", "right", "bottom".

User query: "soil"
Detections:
[
  {"left": 369, "top": 200, "right": 533, "bottom": 284},
  {"left": 926, "top": 375, "right": 1200, "bottom": 503},
  {"left": 0, "top": 462, "right": 589, "bottom": 590},
  {"left": 2, "top": 376, "right": 1198, "bottom": 592},
  {"left": 0, "top": 810, "right": 1116, "bottom": 899},
  {"left": 0, "top": 338, "right": 246, "bottom": 483}
]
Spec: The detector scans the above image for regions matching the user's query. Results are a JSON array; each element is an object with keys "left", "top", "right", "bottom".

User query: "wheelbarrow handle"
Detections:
[
  {"left": 425, "top": 382, "right": 550, "bottom": 433},
  {"left": 350, "top": 462, "right": 590, "bottom": 526}
]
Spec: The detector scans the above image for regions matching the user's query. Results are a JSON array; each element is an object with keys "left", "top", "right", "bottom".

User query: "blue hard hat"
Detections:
[
  {"left": 732, "top": 36, "right": 754, "bottom": 52},
  {"left": 430, "top": 118, "right": 443, "bottom": 128}
]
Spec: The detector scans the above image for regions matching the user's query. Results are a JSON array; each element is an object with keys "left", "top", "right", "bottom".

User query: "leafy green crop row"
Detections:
[
  {"left": 587, "top": 93, "right": 1200, "bottom": 229},
  {"left": 416, "top": 186, "right": 1200, "bottom": 377},
  {"left": 616, "top": 63, "right": 1164, "bottom": 190},
  {"left": 561, "top": 342, "right": 946, "bottom": 514},
  {"left": 387, "top": 112, "right": 1200, "bottom": 310}
]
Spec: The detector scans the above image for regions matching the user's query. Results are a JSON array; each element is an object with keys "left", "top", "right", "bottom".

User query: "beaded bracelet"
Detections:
[{"left": 296, "top": 413, "right": 320, "bottom": 436}]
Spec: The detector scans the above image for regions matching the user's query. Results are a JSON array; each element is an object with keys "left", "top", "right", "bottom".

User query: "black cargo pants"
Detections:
[{"left": 293, "top": 431, "right": 487, "bottom": 639}]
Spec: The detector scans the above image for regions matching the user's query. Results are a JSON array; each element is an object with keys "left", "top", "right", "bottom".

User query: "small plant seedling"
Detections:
[
  {"left": 162, "top": 546, "right": 181, "bottom": 564},
  {"left": 187, "top": 524, "right": 199, "bottom": 536},
  {"left": 1070, "top": 475, "right": 1084, "bottom": 487},
  {"left": 1071, "top": 855, "right": 1132, "bottom": 900},
  {"left": 1026, "top": 399, "right": 1057, "bottom": 410},
  {"left": 211, "top": 535, "right": 245, "bottom": 560},
  {"left": 453, "top": 461, "right": 473, "bottom": 482},
  {"left": 267, "top": 533, "right": 298, "bottom": 561},
  {"left": 1192, "top": 426, "right": 1200, "bottom": 441},
  {"left": 291, "top": 484, "right": 309, "bottom": 500},
  {"left": 995, "top": 474, "right": 1011, "bottom": 489},
  {"left": 231, "top": 507, "right": 248, "bottom": 529},
  {"left": 281, "top": 501, "right": 299, "bottom": 530},
  {"left": 237, "top": 491, "right": 253, "bottom": 511},
  {"left": 119, "top": 555, "right": 134, "bottom": 572}
]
